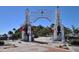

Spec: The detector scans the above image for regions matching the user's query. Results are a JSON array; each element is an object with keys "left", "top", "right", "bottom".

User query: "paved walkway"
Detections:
[{"left": 0, "top": 37, "right": 70, "bottom": 52}]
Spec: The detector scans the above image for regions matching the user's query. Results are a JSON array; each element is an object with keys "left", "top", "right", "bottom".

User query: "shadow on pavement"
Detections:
[
  {"left": 71, "top": 42, "right": 79, "bottom": 46},
  {"left": 34, "top": 41, "right": 48, "bottom": 44}
]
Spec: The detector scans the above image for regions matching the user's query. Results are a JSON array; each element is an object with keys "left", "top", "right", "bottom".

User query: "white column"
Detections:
[
  {"left": 53, "top": 6, "right": 59, "bottom": 41},
  {"left": 61, "top": 24, "right": 66, "bottom": 45},
  {"left": 22, "top": 30, "right": 25, "bottom": 40},
  {"left": 28, "top": 24, "right": 32, "bottom": 42},
  {"left": 53, "top": 6, "right": 65, "bottom": 45},
  {"left": 53, "top": 25, "right": 58, "bottom": 41}
]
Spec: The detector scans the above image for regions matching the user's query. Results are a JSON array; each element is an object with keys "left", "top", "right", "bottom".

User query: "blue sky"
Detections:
[{"left": 0, "top": 6, "right": 79, "bottom": 34}]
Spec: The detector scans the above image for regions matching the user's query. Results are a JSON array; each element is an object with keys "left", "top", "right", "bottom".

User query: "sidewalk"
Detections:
[{"left": 0, "top": 40, "right": 70, "bottom": 52}]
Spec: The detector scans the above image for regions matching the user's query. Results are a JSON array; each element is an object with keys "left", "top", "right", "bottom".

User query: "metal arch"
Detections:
[{"left": 33, "top": 16, "right": 51, "bottom": 23}]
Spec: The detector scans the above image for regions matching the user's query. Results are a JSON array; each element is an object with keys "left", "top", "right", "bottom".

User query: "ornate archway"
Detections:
[{"left": 21, "top": 7, "right": 66, "bottom": 45}]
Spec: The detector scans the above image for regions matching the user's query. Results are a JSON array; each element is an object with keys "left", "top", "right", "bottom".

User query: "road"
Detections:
[
  {"left": 71, "top": 46, "right": 79, "bottom": 52},
  {"left": 2, "top": 37, "right": 79, "bottom": 52},
  {"left": 0, "top": 37, "right": 70, "bottom": 52}
]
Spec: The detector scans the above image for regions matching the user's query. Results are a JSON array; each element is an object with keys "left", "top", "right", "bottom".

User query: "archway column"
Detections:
[
  {"left": 53, "top": 6, "right": 66, "bottom": 45},
  {"left": 21, "top": 9, "right": 33, "bottom": 42},
  {"left": 27, "top": 23, "right": 32, "bottom": 42}
]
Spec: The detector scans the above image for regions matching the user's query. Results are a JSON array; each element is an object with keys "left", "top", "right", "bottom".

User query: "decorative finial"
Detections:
[
  {"left": 26, "top": 8, "right": 29, "bottom": 12},
  {"left": 57, "top": 6, "right": 59, "bottom": 8},
  {"left": 25, "top": 8, "right": 30, "bottom": 14}
]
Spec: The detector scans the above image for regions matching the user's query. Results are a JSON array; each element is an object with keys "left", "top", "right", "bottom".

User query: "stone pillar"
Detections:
[
  {"left": 53, "top": 25, "right": 58, "bottom": 41},
  {"left": 61, "top": 24, "right": 66, "bottom": 45},
  {"left": 22, "top": 30, "right": 25, "bottom": 40},
  {"left": 53, "top": 6, "right": 65, "bottom": 44},
  {"left": 27, "top": 23, "right": 32, "bottom": 42},
  {"left": 21, "top": 26, "right": 27, "bottom": 41},
  {"left": 24, "top": 8, "right": 32, "bottom": 42},
  {"left": 53, "top": 6, "right": 60, "bottom": 41}
]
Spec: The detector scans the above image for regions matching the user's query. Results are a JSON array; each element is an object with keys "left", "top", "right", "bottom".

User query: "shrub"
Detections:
[{"left": 0, "top": 40, "right": 5, "bottom": 46}]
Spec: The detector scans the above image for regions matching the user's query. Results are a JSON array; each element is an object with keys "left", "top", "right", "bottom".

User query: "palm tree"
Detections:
[
  {"left": 8, "top": 31, "right": 13, "bottom": 35},
  {"left": 13, "top": 28, "right": 16, "bottom": 34},
  {"left": 2, "top": 34, "right": 8, "bottom": 40},
  {"left": 8, "top": 31, "right": 13, "bottom": 39},
  {"left": 50, "top": 23, "right": 54, "bottom": 28},
  {"left": 72, "top": 25, "right": 75, "bottom": 34},
  {"left": 71, "top": 25, "right": 79, "bottom": 37}
]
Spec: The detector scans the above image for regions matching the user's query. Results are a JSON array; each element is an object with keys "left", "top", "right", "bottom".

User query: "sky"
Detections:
[{"left": 0, "top": 6, "right": 79, "bottom": 34}]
